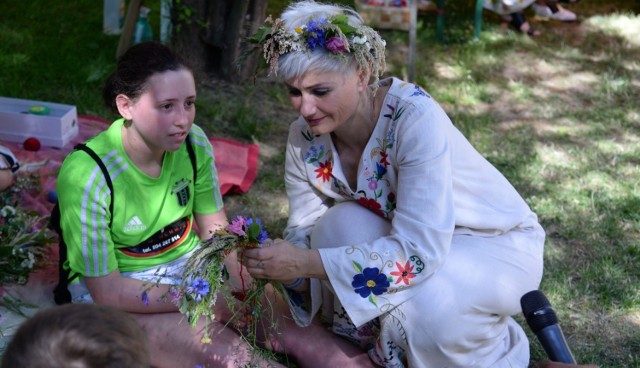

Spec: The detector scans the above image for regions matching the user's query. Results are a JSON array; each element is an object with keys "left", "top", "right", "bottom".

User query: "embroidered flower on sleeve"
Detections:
[
  {"left": 410, "top": 84, "right": 430, "bottom": 98},
  {"left": 389, "top": 260, "right": 416, "bottom": 285},
  {"left": 357, "top": 197, "right": 385, "bottom": 217},
  {"left": 352, "top": 267, "right": 390, "bottom": 298},
  {"left": 315, "top": 160, "right": 333, "bottom": 182}
]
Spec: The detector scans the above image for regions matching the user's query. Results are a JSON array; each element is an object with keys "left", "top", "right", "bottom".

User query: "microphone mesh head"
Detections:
[{"left": 520, "top": 290, "right": 559, "bottom": 333}]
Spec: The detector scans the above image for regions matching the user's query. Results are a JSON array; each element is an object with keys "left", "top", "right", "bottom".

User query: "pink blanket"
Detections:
[{"left": 2, "top": 115, "right": 259, "bottom": 217}]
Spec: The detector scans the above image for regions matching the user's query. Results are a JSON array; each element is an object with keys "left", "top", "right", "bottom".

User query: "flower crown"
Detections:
[{"left": 248, "top": 13, "right": 386, "bottom": 81}]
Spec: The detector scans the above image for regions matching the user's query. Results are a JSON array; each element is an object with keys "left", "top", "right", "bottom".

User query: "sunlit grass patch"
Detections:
[{"left": 586, "top": 13, "right": 640, "bottom": 47}]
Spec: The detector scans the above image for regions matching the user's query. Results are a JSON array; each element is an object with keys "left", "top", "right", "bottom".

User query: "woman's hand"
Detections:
[{"left": 242, "top": 239, "right": 326, "bottom": 282}]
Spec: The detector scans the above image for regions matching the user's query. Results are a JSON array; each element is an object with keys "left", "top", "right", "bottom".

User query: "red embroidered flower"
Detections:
[
  {"left": 357, "top": 197, "right": 385, "bottom": 217},
  {"left": 390, "top": 260, "right": 416, "bottom": 285},
  {"left": 379, "top": 150, "right": 390, "bottom": 167},
  {"left": 314, "top": 160, "right": 333, "bottom": 182}
]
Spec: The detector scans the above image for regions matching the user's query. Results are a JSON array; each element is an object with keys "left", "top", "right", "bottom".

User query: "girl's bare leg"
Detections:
[{"left": 132, "top": 312, "right": 285, "bottom": 368}]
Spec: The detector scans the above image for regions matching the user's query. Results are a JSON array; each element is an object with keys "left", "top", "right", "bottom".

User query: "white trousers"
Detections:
[
  {"left": 482, "top": 0, "right": 537, "bottom": 15},
  {"left": 310, "top": 201, "right": 545, "bottom": 367}
]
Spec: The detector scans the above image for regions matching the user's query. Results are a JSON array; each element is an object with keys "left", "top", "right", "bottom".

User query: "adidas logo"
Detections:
[{"left": 124, "top": 215, "right": 147, "bottom": 232}]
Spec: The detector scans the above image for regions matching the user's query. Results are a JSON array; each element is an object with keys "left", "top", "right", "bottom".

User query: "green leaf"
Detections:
[
  {"left": 331, "top": 15, "right": 357, "bottom": 35},
  {"left": 247, "top": 221, "right": 261, "bottom": 242},
  {"left": 352, "top": 260, "right": 363, "bottom": 272},
  {"left": 247, "top": 26, "right": 271, "bottom": 44},
  {"left": 368, "top": 294, "right": 378, "bottom": 306}
]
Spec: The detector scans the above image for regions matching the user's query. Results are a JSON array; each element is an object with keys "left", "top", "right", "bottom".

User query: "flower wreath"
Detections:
[
  {"left": 247, "top": 13, "right": 387, "bottom": 83},
  {"left": 172, "top": 215, "right": 270, "bottom": 344}
]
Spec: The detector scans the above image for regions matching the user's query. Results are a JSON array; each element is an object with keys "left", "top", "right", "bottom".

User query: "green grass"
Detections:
[{"left": 1, "top": 1, "right": 639, "bottom": 367}]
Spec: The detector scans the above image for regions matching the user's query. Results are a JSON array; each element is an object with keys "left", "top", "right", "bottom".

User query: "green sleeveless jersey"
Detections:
[{"left": 57, "top": 119, "right": 223, "bottom": 276}]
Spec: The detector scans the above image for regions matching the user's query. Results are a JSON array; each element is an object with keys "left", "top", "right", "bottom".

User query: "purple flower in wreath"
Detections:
[
  {"left": 227, "top": 215, "right": 247, "bottom": 236},
  {"left": 326, "top": 36, "right": 347, "bottom": 53},
  {"left": 352, "top": 267, "right": 390, "bottom": 298},
  {"left": 187, "top": 277, "right": 210, "bottom": 302}
]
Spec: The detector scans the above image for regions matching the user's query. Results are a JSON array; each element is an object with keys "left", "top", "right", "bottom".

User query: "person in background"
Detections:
[
  {"left": 483, "top": 0, "right": 540, "bottom": 35},
  {"left": 531, "top": 0, "right": 578, "bottom": 22},
  {"left": 243, "top": 1, "right": 545, "bottom": 366},
  {"left": 0, "top": 145, "right": 19, "bottom": 191},
  {"left": 483, "top": 0, "right": 576, "bottom": 36},
  {"left": 1, "top": 303, "right": 150, "bottom": 368}
]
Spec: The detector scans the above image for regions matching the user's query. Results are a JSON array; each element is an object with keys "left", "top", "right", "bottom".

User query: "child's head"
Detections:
[
  {"left": 103, "top": 42, "right": 192, "bottom": 114},
  {"left": 1, "top": 303, "right": 150, "bottom": 368}
]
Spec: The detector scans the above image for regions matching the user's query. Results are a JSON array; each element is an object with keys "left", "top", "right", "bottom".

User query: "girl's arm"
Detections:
[
  {"left": 85, "top": 270, "right": 178, "bottom": 313},
  {"left": 194, "top": 210, "right": 228, "bottom": 240},
  {"left": 85, "top": 211, "right": 229, "bottom": 313}
]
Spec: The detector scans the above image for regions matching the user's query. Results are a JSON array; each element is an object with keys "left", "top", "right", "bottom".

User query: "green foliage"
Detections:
[{"left": 0, "top": 175, "right": 54, "bottom": 285}]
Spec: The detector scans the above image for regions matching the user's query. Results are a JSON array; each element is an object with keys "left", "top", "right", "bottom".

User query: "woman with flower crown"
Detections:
[{"left": 243, "top": 1, "right": 545, "bottom": 367}]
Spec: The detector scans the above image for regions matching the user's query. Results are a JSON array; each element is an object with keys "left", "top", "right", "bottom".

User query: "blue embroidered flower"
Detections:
[
  {"left": 410, "top": 84, "right": 429, "bottom": 97},
  {"left": 304, "top": 144, "right": 325, "bottom": 163},
  {"left": 374, "top": 162, "right": 387, "bottom": 179},
  {"left": 352, "top": 267, "right": 390, "bottom": 298}
]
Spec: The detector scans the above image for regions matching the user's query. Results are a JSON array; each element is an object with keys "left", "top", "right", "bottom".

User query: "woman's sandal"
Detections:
[{"left": 504, "top": 12, "right": 541, "bottom": 36}]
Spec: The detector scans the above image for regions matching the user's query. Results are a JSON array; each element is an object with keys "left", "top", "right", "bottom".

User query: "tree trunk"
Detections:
[
  {"left": 171, "top": 0, "right": 268, "bottom": 83},
  {"left": 170, "top": 0, "right": 210, "bottom": 80}
]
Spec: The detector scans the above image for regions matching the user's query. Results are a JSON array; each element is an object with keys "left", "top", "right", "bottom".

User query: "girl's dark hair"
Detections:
[
  {"left": 1, "top": 304, "right": 150, "bottom": 368},
  {"left": 102, "top": 42, "right": 191, "bottom": 114}
]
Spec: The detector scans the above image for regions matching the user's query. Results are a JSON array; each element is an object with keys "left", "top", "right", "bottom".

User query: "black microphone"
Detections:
[{"left": 521, "top": 290, "right": 577, "bottom": 364}]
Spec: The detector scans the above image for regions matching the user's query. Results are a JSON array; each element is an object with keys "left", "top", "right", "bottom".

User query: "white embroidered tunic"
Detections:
[{"left": 283, "top": 77, "right": 536, "bottom": 364}]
